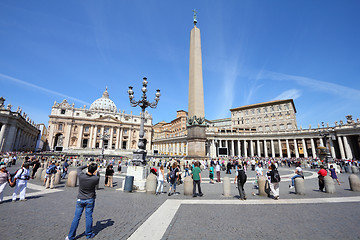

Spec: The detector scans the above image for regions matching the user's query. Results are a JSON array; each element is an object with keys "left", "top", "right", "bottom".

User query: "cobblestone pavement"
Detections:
[{"left": 0, "top": 163, "right": 359, "bottom": 239}]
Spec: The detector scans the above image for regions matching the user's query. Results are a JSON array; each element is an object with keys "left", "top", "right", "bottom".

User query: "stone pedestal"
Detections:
[
  {"left": 35, "top": 168, "right": 43, "bottom": 179},
  {"left": 258, "top": 176, "right": 268, "bottom": 197},
  {"left": 223, "top": 176, "right": 231, "bottom": 197},
  {"left": 349, "top": 174, "right": 360, "bottom": 192},
  {"left": 187, "top": 125, "right": 206, "bottom": 158},
  {"left": 351, "top": 166, "right": 359, "bottom": 174},
  {"left": 66, "top": 171, "right": 78, "bottom": 187},
  {"left": 146, "top": 174, "right": 157, "bottom": 194},
  {"left": 184, "top": 176, "right": 193, "bottom": 196},
  {"left": 54, "top": 171, "right": 61, "bottom": 185},
  {"left": 126, "top": 166, "right": 149, "bottom": 191},
  {"left": 324, "top": 176, "right": 336, "bottom": 194},
  {"left": 294, "top": 178, "right": 305, "bottom": 195},
  {"left": 41, "top": 169, "right": 47, "bottom": 181}
]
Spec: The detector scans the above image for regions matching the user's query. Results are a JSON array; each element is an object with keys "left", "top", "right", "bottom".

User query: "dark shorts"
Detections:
[{"left": 209, "top": 173, "right": 214, "bottom": 179}]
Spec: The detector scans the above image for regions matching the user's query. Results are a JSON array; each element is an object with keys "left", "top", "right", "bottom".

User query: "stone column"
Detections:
[
  {"left": 115, "top": 128, "right": 120, "bottom": 149},
  {"left": 329, "top": 138, "right": 336, "bottom": 159},
  {"left": 47, "top": 124, "right": 54, "bottom": 150},
  {"left": 0, "top": 124, "right": 7, "bottom": 151},
  {"left": 257, "top": 140, "right": 261, "bottom": 157},
  {"left": 211, "top": 140, "right": 217, "bottom": 158},
  {"left": 14, "top": 128, "right": 22, "bottom": 151},
  {"left": 343, "top": 136, "right": 353, "bottom": 160},
  {"left": 231, "top": 140, "right": 235, "bottom": 156},
  {"left": 77, "top": 125, "right": 84, "bottom": 148},
  {"left": 337, "top": 136, "right": 346, "bottom": 159},
  {"left": 109, "top": 127, "right": 114, "bottom": 149},
  {"left": 294, "top": 139, "right": 299, "bottom": 158},
  {"left": 264, "top": 140, "right": 268, "bottom": 158},
  {"left": 319, "top": 138, "right": 324, "bottom": 147},
  {"left": 119, "top": 128, "right": 123, "bottom": 149},
  {"left": 64, "top": 123, "right": 72, "bottom": 149},
  {"left": 3, "top": 125, "right": 17, "bottom": 151},
  {"left": 271, "top": 139, "right": 275, "bottom": 158},
  {"left": 278, "top": 139, "right": 283, "bottom": 158},
  {"left": 250, "top": 140, "right": 254, "bottom": 157},
  {"left": 243, "top": 140, "right": 248, "bottom": 157},
  {"left": 89, "top": 125, "right": 94, "bottom": 149},
  {"left": 99, "top": 126, "right": 104, "bottom": 149},
  {"left": 237, "top": 140, "right": 241, "bottom": 157},
  {"left": 186, "top": 142, "right": 188, "bottom": 156},
  {"left": 286, "top": 139, "right": 291, "bottom": 158},
  {"left": 302, "top": 139, "right": 308, "bottom": 158},
  {"left": 92, "top": 125, "right": 98, "bottom": 148},
  {"left": 310, "top": 138, "right": 317, "bottom": 158}
]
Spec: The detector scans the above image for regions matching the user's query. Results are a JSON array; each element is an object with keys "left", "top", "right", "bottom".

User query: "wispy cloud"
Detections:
[
  {"left": 217, "top": 60, "right": 239, "bottom": 118},
  {"left": 272, "top": 89, "right": 302, "bottom": 101},
  {"left": 244, "top": 68, "right": 265, "bottom": 105},
  {"left": 260, "top": 71, "right": 360, "bottom": 100},
  {"left": 0, "top": 73, "right": 91, "bottom": 106}
]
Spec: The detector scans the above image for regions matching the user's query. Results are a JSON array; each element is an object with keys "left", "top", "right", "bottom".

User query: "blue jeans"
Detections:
[
  {"left": 291, "top": 175, "right": 302, "bottom": 186},
  {"left": 61, "top": 171, "right": 67, "bottom": 179},
  {"left": 68, "top": 198, "right": 95, "bottom": 239},
  {"left": 185, "top": 168, "right": 190, "bottom": 177}
]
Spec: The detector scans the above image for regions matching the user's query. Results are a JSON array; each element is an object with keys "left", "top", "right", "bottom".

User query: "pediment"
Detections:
[{"left": 96, "top": 115, "right": 122, "bottom": 123}]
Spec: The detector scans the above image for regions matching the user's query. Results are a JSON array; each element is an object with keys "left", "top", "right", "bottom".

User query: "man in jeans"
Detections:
[
  {"left": 66, "top": 163, "right": 99, "bottom": 240},
  {"left": 192, "top": 161, "right": 203, "bottom": 197}
]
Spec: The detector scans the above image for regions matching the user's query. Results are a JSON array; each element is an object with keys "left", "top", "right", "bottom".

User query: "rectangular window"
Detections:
[
  {"left": 82, "top": 139, "right": 88, "bottom": 148},
  {"left": 58, "top": 123, "right": 63, "bottom": 131},
  {"left": 84, "top": 126, "right": 90, "bottom": 132},
  {"left": 122, "top": 141, "right": 127, "bottom": 149}
]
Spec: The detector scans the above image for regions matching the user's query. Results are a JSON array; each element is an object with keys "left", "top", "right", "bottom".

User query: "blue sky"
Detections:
[{"left": 1, "top": 0, "right": 360, "bottom": 129}]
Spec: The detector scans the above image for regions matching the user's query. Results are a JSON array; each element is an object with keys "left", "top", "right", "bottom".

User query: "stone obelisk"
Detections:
[{"left": 187, "top": 10, "right": 207, "bottom": 158}]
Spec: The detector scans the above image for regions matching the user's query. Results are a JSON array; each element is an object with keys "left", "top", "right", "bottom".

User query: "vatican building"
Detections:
[{"left": 47, "top": 88, "right": 153, "bottom": 156}]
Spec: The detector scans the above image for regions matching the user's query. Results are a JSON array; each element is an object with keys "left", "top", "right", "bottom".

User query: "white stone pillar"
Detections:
[
  {"left": 119, "top": 128, "right": 124, "bottom": 149},
  {"left": 99, "top": 126, "right": 104, "bottom": 149},
  {"left": 88, "top": 125, "right": 94, "bottom": 149},
  {"left": 250, "top": 140, "right": 254, "bottom": 157},
  {"left": 302, "top": 139, "right": 308, "bottom": 158},
  {"left": 128, "top": 128, "right": 133, "bottom": 150},
  {"left": 286, "top": 139, "right": 291, "bottom": 158},
  {"left": 271, "top": 140, "right": 275, "bottom": 158},
  {"left": 319, "top": 138, "right": 324, "bottom": 147},
  {"left": 264, "top": 140, "right": 268, "bottom": 158},
  {"left": 14, "top": 128, "right": 22, "bottom": 150},
  {"left": 343, "top": 136, "right": 353, "bottom": 159},
  {"left": 1, "top": 124, "right": 8, "bottom": 150},
  {"left": 294, "top": 139, "right": 299, "bottom": 158},
  {"left": 278, "top": 139, "right": 283, "bottom": 158},
  {"left": 237, "top": 140, "right": 241, "bottom": 157},
  {"left": 64, "top": 123, "right": 72, "bottom": 149},
  {"left": 329, "top": 138, "right": 336, "bottom": 159},
  {"left": 310, "top": 138, "right": 317, "bottom": 159},
  {"left": 257, "top": 140, "right": 261, "bottom": 157},
  {"left": 109, "top": 127, "right": 114, "bottom": 149},
  {"left": 47, "top": 124, "right": 54, "bottom": 150},
  {"left": 231, "top": 140, "right": 235, "bottom": 156},
  {"left": 337, "top": 136, "right": 346, "bottom": 159},
  {"left": 92, "top": 126, "right": 97, "bottom": 148},
  {"left": 211, "top": 140, "right": 217, "bottom": 158},
  {"left": 77, "top": 125, "right": 84, "bottom": 148},
  {"left": 186, "top": 142, "right": 188, "bottom": 156},
  {"left": 243, "top": 140, "right": 248, "bottom": 157}
]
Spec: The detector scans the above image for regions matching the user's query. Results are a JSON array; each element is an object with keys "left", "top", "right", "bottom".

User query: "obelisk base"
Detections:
[{"left": 186, "top": 125, "right": 207, "bottom": 159}]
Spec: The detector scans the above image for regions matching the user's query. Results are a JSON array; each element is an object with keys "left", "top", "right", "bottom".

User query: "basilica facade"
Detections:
[{"left": 47, "top": 89, "right": 153, "bottom": 155}]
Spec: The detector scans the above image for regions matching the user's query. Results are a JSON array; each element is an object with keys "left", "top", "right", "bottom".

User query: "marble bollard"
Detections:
[
  {"left": 146, "top": 174, "right": 157, "bottom": 194},
  {"left": 294, "top": 178, "right": 305, "bottom": 195},
  {"left": 351, "top": 166, "right": 359, "bottom": 174},
  {"left": 184, "top": 176, "right": 193, "bottom": 196},
  {"left": 54, "top": 171, "right": 61, "bottom": 185},
  {"left": 41, "top": 169, "right": 47, "bottom": 181},
  {"left": 258, "top": 176, "right": 268, "bottom": 197},
  {"left": 349, "top": 174, "right": 360, "bottom": 192},
  {"left": 200, "top": 165, "right": 204, "bottom": 170},
  {"left": 223, "top": 176, "right": 231, "bottom": 197},
  {"left": 35, "top": 167, "right": 43, "bottom": 179},
  {"left": 66, "top": 171, "right": 78, "bottom": 187},
  {"left": 324, "top": 175, "right": 336, "bottom": 194}
]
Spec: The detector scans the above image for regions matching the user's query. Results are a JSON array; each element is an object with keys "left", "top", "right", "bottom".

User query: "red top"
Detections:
[{"left": 318, "top": 169, "right": 327, "bottom": 177}]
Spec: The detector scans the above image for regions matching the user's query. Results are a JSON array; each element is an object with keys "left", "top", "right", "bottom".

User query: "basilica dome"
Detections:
[{"left": 90, "top": 88, "right": 117, "bottom": 113}]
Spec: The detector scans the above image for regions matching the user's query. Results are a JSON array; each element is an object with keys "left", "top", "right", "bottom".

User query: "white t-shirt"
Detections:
[
  {"left": 215, "top": 165, "right": 220, "bottom": 172},
  {"left": 15, "top": 167, "right": 30, "bottom": 185},
  {"left": 157, "top": 169, "right": 164, "bottom": 181},
  {"left": 255, "top": 166, "right": 263, "bottom": 176},
  {"left": 296, "top": 167, "right": 302, "bottom": 174}
]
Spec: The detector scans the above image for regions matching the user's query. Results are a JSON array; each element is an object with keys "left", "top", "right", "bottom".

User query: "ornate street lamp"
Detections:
[
  {"left": 99, "top": 133, "right": 110, "bottom": 160},
  {"left": 128, "top": 77, "right": 160, "bottom": 165},
  {"left": 318, "top": 122, "right": 334, "bottom": 164}
]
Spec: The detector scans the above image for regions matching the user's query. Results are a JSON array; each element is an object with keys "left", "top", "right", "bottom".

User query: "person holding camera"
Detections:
[{"left": 66, "top": 163, "right": 100, "bottom": 240}]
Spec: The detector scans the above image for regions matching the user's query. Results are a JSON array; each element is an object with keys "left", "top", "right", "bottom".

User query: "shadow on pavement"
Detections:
[{"left": 75, "top": 219, "right": 115, "bottom": 239}]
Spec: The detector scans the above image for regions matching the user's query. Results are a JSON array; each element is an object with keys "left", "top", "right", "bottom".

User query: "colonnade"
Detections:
[
  {"left": 153, "top": 141, "right": 188, "bottom": 156},
  {"left": 0, "top": 123, "right": 39, "bottom": 152},
  {"left": 208, "top": 135, "right": 358, "bottom": 160}
]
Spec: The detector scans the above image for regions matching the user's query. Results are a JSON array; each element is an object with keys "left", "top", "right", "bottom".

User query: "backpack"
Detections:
[
  {"left": 170, "top": 168, "right": 176, "bottom": 179},
  {"left": 273, "top": 170, "right": 281, "bottom": 183},
  {"left": 237, "top": 170, "right": 247, "bottom": 184},
  {"left": 46, "top": 165, "right": 57, "bottom": 174},
  {"left": 9, "top": 168, "right": 25, "bottom": 187}
]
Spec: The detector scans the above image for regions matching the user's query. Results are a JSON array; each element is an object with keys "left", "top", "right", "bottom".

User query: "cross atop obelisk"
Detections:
[{"left": 187, "top": 10, "right": 206, "bottom": 158}]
